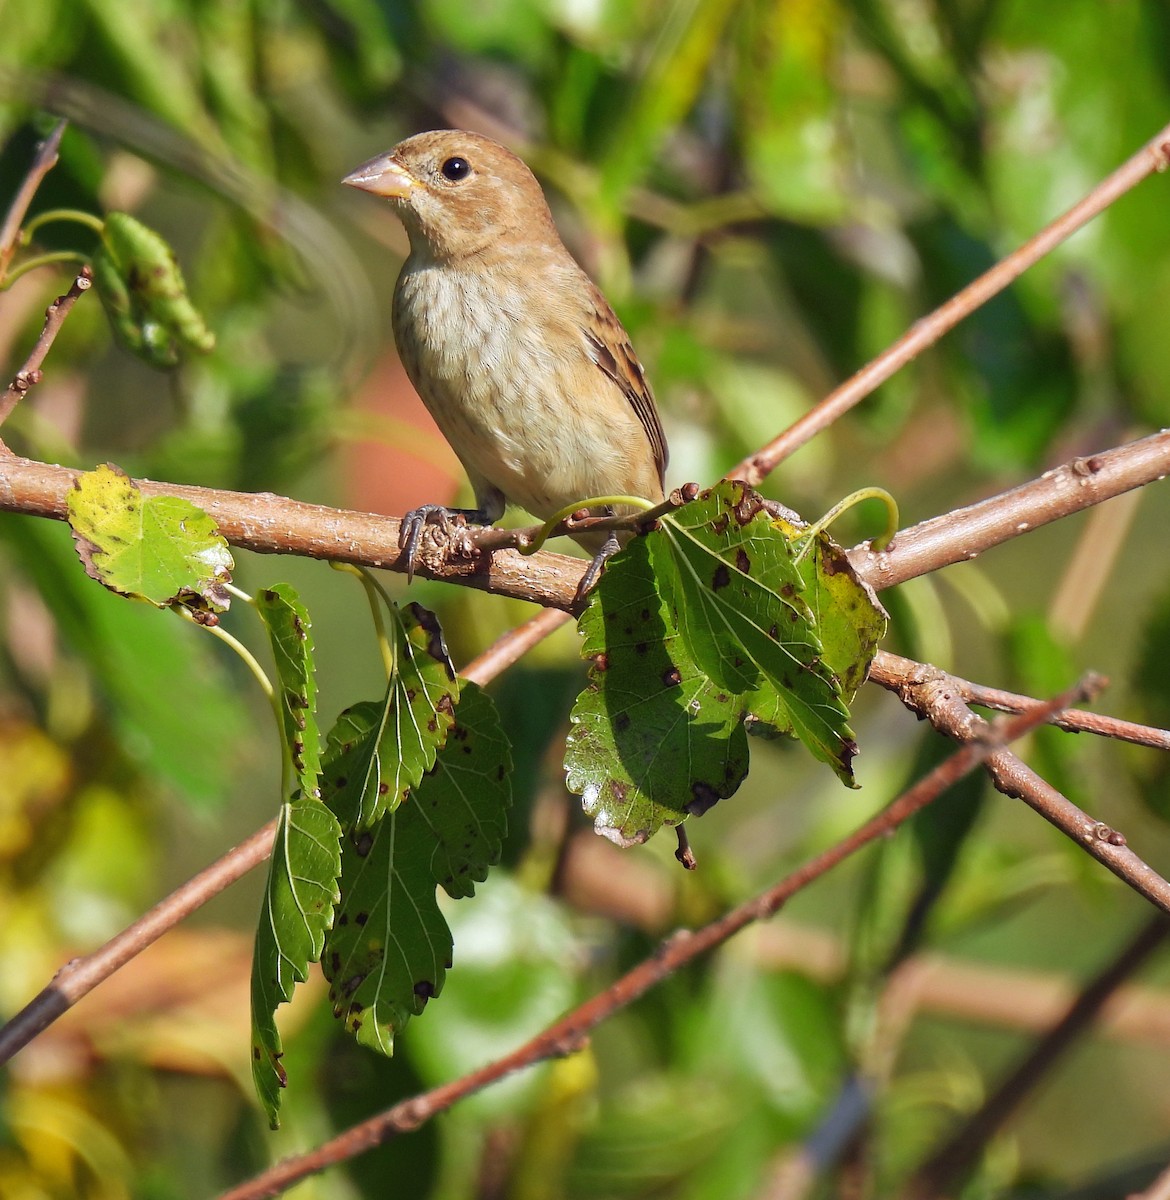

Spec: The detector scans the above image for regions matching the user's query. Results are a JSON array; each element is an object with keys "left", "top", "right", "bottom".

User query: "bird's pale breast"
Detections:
[{"left": 394, "top": 258, "right": 662, "bottom": 521}]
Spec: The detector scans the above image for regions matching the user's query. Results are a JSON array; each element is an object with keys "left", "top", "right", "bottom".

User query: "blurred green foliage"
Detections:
[{"left": 4, "top": 0, "right": 1170, "bottom": 1197}]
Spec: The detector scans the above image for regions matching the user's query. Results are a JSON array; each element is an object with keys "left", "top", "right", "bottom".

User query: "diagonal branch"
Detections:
[
  {"left": 895, "top": 667, "right": 1170, "bottom": 914},
  {"left": 729, "top": 120, "right": 1170, "bottom": 483},
  {"left": 0, "top": 265, "right": 93, "bottom": 428},
  {"left": 0, "top": 119, "right": 66, "bottom": 280},
  {"left": 214, "top": 681, "right": 1095, "bottom": 1200},
  {"left": 904, "top": 915, "right": 1170, "bottom": 1200},
  {"left": 871, "top": 650, "right": 1170, "bottom": 751}
]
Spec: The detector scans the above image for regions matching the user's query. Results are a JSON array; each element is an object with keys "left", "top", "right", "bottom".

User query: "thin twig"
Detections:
[
  {"left": 905, "top": 915, "right": 1170, "bottom": 1200},
  {"left": 461, "top": 606, "right": 572, "bottom": 685},
  {"left": 0, "top": 265, "right": 93, "bottom": 428},
  {"left": 730, "top": 120, "right": 1170, "bottom": 483},
  {"left": 0, "top": 820, "right": 276, "bottom": 1066},
  {"left": 0, "top": 119, "right": 67, "bottom": 281},
  {"left": 215, "top": 682, "right": 1092, "bottom": 1200},
  {"left": 898, "top": 670, "right": 1170, "bottom": 914},
  {"left": 0, "top": 608, "right": 568, "bottom": 1068},
  {"left": 871, "top": 650, "right": 1170, "bottom": 751}
]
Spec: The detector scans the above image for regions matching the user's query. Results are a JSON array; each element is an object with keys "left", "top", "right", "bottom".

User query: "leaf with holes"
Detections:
[
  {"left": 322, "top": 683, "right": 511, "bottom": 1054},
  {"left": 255, "top": 584, "right": 321, "bottom": 799},
  {"left": 566, "top": 533, "right": 750, "bottom": 846},
  {"left": 655, "top": 481, "right": 858, "bottom": 784},
  {"left": 66, "top": 462, "right": 231, "bottom": 615},
  {"left": 250, "top": 797, "right": 342, "bottom": 1127}
]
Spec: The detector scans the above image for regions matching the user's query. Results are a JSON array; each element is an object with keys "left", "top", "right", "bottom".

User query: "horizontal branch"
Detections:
[{"left": 2, "top": 427, "right": 1168, "bottom": 617}]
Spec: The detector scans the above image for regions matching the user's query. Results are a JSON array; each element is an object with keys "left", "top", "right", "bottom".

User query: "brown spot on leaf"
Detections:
[
  {"left": 342, "top": 973, "right": 365, "bottom": 997},
  {"left": 662, "top": 664, "right": 682, "bottom": 687},
  {"left": 732, "top": 486, "right": 764, "bottom": 525},
  {"left": 407, "top": 602, "right": 456, "bottom": 678},
  {"left": 711, "top": 513, "right": 730, "bottom": 536},
  {"left": 736, "top": 549, "right": 750, "bottom": 574},
  {"left": 414, "top": 979, "right": 436, "bottom": 999},
  {"left": 353, "top": 831, "right": 374, "bottom": 857},
  {"left": 614, "top": 712, "right": 631, "bottom": 732},
  {"left": 712, "top": 564, "right": 730, "bottom": 590},
  {"left": 355, "top": 911, "right": 369, "bottom": 926}
]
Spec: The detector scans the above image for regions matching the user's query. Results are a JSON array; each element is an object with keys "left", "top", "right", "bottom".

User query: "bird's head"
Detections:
[{"left": 343, "top": 129, "right": 558, "bottom": 262}]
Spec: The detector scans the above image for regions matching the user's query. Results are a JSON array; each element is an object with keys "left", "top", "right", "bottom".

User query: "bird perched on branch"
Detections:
[{"left": 342, "top": 129, "right": 667, "bottom": 588}]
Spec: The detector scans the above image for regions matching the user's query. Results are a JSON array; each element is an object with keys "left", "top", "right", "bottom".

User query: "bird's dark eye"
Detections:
[{"left": 440, "top": 157, "right": 471, "bottom": 182}]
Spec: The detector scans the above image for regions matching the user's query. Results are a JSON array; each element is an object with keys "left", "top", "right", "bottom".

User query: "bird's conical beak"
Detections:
[{"left": 342, "top": 153, "right": 416, "bottom": 198}]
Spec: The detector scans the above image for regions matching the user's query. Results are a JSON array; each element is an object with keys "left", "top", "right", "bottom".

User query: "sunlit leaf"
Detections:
[
  {"left": 566, "top": 534, "right": 750, "bottom": 845},
  {"left": 66, "top": 462, "right": 232, "bottom": 614}
]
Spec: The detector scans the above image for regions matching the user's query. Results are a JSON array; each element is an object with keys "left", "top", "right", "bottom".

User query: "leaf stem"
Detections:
[
  {"left": 2, "top": 251, "right": 90, "bottom": 288},
  {"left": 519, "top": 494, "right": 656, "bottom": 556},
  {"left": 331, "top": 561, "right": 397, "bottom": 677},
  {"left": 794, "top": 487, "right": 900, "bottom": 566},
  {"left": 21, "top": 207, "right": 106, "bottom": 239}
]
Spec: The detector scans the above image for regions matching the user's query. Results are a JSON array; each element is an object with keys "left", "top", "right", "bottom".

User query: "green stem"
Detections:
[
  {"left": 2, "top": 251, "right": 88, "bottom": 288},
  {"left": 794, "top": 487, "right": 900, "bottom": 567},
  {"left": 331, "top": 562, "right": 397, "bottom": 677},
  {"left": 22, "top": 208, "right": 106, "bottom": 240},
  {"left": 519, "top": 494, "right": 656, "bottom": 556}
]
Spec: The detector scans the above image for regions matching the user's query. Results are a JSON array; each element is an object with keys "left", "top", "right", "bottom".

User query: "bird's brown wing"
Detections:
[{"left": 583, "top": 306, "right": 668, "bottom": 488}]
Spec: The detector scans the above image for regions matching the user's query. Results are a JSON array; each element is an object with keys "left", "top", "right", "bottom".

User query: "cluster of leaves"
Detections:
[
  {"left": 65, "top": 465, "right": 516, "bottom": 1127},
  {"left": 63, "top": 453, "right": 883, "bottom": 1128}
]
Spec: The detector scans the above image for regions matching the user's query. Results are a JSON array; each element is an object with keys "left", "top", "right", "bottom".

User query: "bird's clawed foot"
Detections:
[
  {"left": 399, "top": 504, "right": 489, "bottom": 581},
  {"left": 573, "top": 531, "right": 622, "bottom": 607}
]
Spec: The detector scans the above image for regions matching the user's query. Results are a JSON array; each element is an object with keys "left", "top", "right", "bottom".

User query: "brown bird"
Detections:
[{"left": 342, "top": 130, "right": 667, "bottom": 588}]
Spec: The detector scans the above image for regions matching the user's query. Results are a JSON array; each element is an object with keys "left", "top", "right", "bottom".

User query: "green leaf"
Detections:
[
  {"left": 745, "top": 511, "right": 887, "bottom": 735},
  {"left": 322, "top": 683, "right": 512, "bottom": 1054},
  {"left": 363, "top": 601, "right": 460, "bottom": 828},
  {"left": 255, "top": 584, "right": 321, "bottom": 800},
  {"left": 66, "top": 462, "right": 232, "bottom": 614},
  {"left": 93, "top": 211, "right": 215, "bottom": 367},
  {"left": 567, "top": 482, "right": 885, "bottom": 846},
  {"left": 656, "top": 482, "right": 858, "bottom": 784},
  {"left": 250, "top": 797, "right": 343, "bottom": 1128},
  {"left": 566, "top": 532, "right": 750, "bottom": 846}
]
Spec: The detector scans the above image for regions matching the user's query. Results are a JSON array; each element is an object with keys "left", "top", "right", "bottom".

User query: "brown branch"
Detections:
[
  {"left": 0, "top": 819, "right": 276, "bottom": 1066},
  {"left": 730, "top": 120, "right": 1170, "bottom": 483},
  {"left": 1131, "top": 1161, "right": 1170, "bottom": 1200},
  {"left": 848, "top": 428, "right": 1170, "bottom": 591},
  {"left": 0, "top": 265, "right": 93, "bottom": 429},
  {"left": 0, "top": 607, "right": 570, "bottom": 1068},
  {"left": 3, "top": 426, "right": 1169, "bottom": 615},
  {"left": 0, "top": 119, "right": 66, "bottom": 281},
  {"left": 894, "top": 668, "right": 1170, "bottom": 915},
  {"left": 871, "top": 650, "right": 1170, "bottom": 751},
  {"left": 216, "top": 682, "right": 1092, "bottom": 1200},
  {"left": 905, "top": 915, "right": 1170, "bottom": 1200}
]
